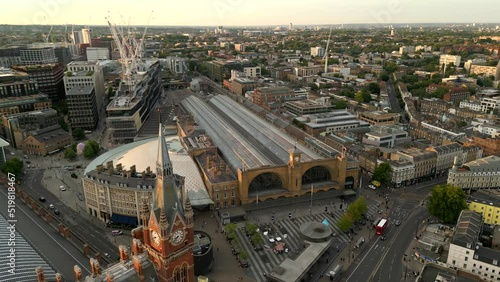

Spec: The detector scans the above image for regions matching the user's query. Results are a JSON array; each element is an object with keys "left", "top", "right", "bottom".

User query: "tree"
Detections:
[
  {"left": 83, "top": 140, "right": 100, "bottom": 158},
  {"left": 308, "top": 83, "right": 319, "bottom": 91},
  {"left": 428, "top": 184, "right": 468, "bottom": 223},
  {"left": 383, "top": 61, "right": 398, "bottom": 74},
  {"left": 373, "top": 162, "right": 391, "bottom": 185},
  {"left": 64, "top": 147, "right": 77, "bottom": 160},
  {"left": 379, "top": 72, "right": 390, "bottom": 82},
  {"left": 337, "top": 213, "right": 354, "bottom": 232},
  {"left": 368, "top": 82, "right": 381, "bottom": 94},
  {"left": 347, "top": 196, "right": 368, "bottom": 222},
  {"left": 0, "top": 158, "right": 23, "bottom": 176},
  {"left": 224, "top": 223, "right": 238, "bottom": 235},
  {"left": 292, "top": 119, "right": 305, "bottom": 129},
  {"left": 58, "top": 117, "right": 69, "bottom": 132},
  {"left": 72, "top": 128, "right": 85, "bottom": 140},
  {"left": 334, "top": 100, "right": 348, "bottom": 109}
]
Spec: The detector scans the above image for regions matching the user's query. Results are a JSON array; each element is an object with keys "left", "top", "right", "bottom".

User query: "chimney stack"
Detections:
[
  {"left": 130, "top": 165, "right": 136, "bottom": 174},
  {"left": 74, "top": 265, "right": 83, "bottom": 281},
  {"left": 116, "top": 163, "right": 123, "bottom": 172},
  {"left": 142, "top": 171, "right": 146, "bottom": 179},
  {"left": 126, "top": 170, "right": 132, "bottom": 178},
  {"left": 96, "top": 164, "right": 104, "bottom": 174},
  {"left": 35, "top": 266, "right": 45, "bottom": 282},
  {"left": 146, "top": 166, "right": 151, "bottom": 175},
  {"left": 106, "top": 161, "right": 113, "bottom": 170}
]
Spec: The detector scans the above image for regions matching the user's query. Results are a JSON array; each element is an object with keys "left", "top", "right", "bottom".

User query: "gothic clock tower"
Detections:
[{"left": 141, "top": 124, "right": 195, "bottom": 282}]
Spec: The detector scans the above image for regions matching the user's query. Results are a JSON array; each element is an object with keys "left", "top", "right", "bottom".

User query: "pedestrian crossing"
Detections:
[{"left": 234, "top": 205, "right": 381, "bottom": 282}]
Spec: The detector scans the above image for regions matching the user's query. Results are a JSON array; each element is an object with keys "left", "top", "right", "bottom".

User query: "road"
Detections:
[
  {"left": 0, "top": 185, "right": 91, "bottom": 279},
  {"left": 20, "top": 168, "right": 120, "bottom": 264},
  {"left": 386, "top": 78, "right": 402, "bottom": 114}
]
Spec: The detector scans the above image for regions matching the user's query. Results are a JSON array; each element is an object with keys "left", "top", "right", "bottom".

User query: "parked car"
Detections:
[
  {"left": 39, "top": 196, "right": 46, "bottom": 202},
  {"left": 49, "top": 204, "right": 54, "bottom": 209},
  {"left": 239, "top": 259, "right": 249, "bottom": 268},
  {"left": 60, "top": 186, "right": 66, "bottom": 191},
  {"left": 395, "top": 220, "right": 401, "bottom": 226},
  {"left": 112, "top": 230, "right": 123, "bottom": 236},
  {"left": 54, "top": 209, "right": 60, "bottom": 215},
  {"left": 368, "top": 184, "right": 376, "bottom": 190}
]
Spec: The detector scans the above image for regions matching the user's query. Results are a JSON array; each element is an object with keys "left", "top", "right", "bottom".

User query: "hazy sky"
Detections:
[{"left": 2, "top": 0, "right": 500, "bottom": 26}]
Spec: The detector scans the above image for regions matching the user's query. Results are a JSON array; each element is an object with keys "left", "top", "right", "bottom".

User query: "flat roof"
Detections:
[{"left": 269, "top": 239, "right": 333, "bottom": 282}]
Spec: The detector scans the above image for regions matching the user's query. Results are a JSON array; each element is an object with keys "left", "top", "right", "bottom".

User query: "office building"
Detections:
[
  {"left": 11, "top": 64, "right": 65, "bottom": 101},
  {"left": 311, "top": 46, "right": 325, "bottom": 57},
  {"left": 297, "top": 109, "right": 370, "bottom": 137},
  {"left": 0, "top": 47, "right": 23, "bottom": 68},
  {"left": 64, "top": 61, "right": 105, "bottom": 110},
  {"left": 81, "top": 29, "right": 92, "bottom": 45},
  {"left": 440, "top": 54, "right": 461, "bottom": 67},
  {"left": 204, "top": 60, "right": 255, "bottom": 82},
  {"left": 446, "top": 210, "right": 500, "bottom": 282},
  {"left": 253, "top": 86, "right": 295, "bottom": 110},
  {"left": 0, "top": 94, "right": 51, "bottom": 116},
  {"left": 231, "top": 77, "right": 257, "bottom": 96},
  {"left": 447, "top": 155, "right": 500, "bottom": 190},
  {"left": 66, "top": 85, "right": 98, "bottom": 130},
  {"left": 106, "top": 60, "right": 161, "bottom": 144},
  {"left": 467, "top": 190, "right": 500, "bottom": 225},
  {"left": 243, "top": 66, "right": 261, "bottom": 78},
  {"left": 284, "top": 99, "right": 335, "bottom": 116},
  {"left": 20, "top": 47, "right": 58, "bottom": 65},
  {"left": 362, "top": 125, "right": 410, "bottom": 148},
  {"left": 164, "top": 56, "right": 188, "bottom": 74},
  {"left": 1, "top": 108, "right": 58, "bottom": 148},
  {"left": 357, "top": 111, "right": 400, "bottom": 126},
  {"left": 0, "top": 68, "right": 39, "bottom": 98},
  {"left": 86, "top": 47, "right": 110, "bottom": 61}
]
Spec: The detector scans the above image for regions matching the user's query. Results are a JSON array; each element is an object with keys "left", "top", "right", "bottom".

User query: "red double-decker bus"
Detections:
[{"left": 376, "top": 218, "right": 388, "bottom": 235}]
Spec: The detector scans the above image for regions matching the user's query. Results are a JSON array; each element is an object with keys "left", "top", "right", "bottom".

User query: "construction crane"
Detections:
[
  {"left": 324, "top": 27, "right": 333, "bottom": 74},
  {"left": 42, "top": 25, "right": 53, "bottom": 43},
  {"left": 106, "top": 11, "right": 153, "bottom": 86}
]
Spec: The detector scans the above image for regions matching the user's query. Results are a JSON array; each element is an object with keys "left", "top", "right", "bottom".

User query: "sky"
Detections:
[{"left": 2, "top": 0, "right": 500, "bottom": 26}]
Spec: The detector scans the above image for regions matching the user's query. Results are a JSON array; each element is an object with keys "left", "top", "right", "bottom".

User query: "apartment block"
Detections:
[{"left": 66, "top": 85, "right": 98, "bottom": 130}]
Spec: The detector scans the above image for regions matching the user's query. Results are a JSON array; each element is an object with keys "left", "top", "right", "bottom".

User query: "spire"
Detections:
[
  {"left": 157, "top": 123, "right": 173, "bottom": 179},
  {"left": 141, "top": 198, "right": 149, "bottom": 225},
  {"left": 185, "top": 196, "right": 192, "bottom": 212}
]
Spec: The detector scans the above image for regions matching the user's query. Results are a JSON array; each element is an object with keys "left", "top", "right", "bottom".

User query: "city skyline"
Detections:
[{"left": 2, "top": 0, "right": 500, "bottom": 26}]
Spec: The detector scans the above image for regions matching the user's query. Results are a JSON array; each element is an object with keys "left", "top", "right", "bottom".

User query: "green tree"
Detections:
[
  {"left": 308, "top": 83, "right": 319, "bottom": 91},
  {"left": 368, "top": 82, "right": 381, "bottom": 94},
  {"left": 334, "top": 100, "right": 348, "bottom": 109},
  {"left": 347, "top": 196, "right": 368, "bottom": 222},
  {"left": 83, "top": 140, "right": 100, "bottom": 158},
  {"left": 64, "top": 147, "right": 77, "bottom": 160},
  {"left": 58, "top": 117, "right": 69, "bottom": 132},
  {"left": 379, "top": 72, "right": 390, "bottom": 82},
  {"left": 383, "top": 61, "right": 398, "bottom": 74},
  {"left": 0, "top": 158, "right": 23, "bottom": 176},
  {"left": 245, "top": 222, "right": 258, "bottom": 235},
  {"left": 433, "top": 86, "right": 449, "bottom": 99},
  {"left": 355, "top": 91, "right": 364, "bottom": 103},
  {"left": 251, "top": 233, "right": 264, "bottom": 246},
  {"left": 292, "top": 119, "right": 305, "bottom": 129},
  {"left": 373, "top": 162, "right": 391, "bottom": 185},
  {"left": 337, "top": 213, "right": 354, "bottom": 232},
  {"left": 224, "top": 223, "right": 238, "bottom": 235},
  {"left": 428, "top": 184, "right": 468, "bottom": 223},
  {"left": 72, "top": 128, "right": 85, "bottom": 140}
]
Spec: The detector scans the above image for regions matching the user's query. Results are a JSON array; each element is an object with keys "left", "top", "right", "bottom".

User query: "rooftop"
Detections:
[
  {"left": 29, "top": 125, "right": 71, "bottom": 146},
  {"left": 451, "top": 210, "right": 482, "bottom": 249},
  {"left": 67, "top": 85, "right": 94, "bottom": 95},
  {"left": 85, "top": 135, "right": 213, "bottom": 206},
  {"left": 182, "top": 95, "right": 323, "bottom": 171},
  {"left": 0, "top": 214, "right": 57, "bottom": 282},
  {"left": 468, "top": 190, "right": 500, "bottom": 208},
  {"left": 462, "top": 156, "right": 500, "bottom": 172}
]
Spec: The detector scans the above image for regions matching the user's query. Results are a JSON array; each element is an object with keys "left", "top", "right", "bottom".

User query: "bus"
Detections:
[
  {"left": 373, "top": 217, "right": 382, "bottom": 228},
  {"left": 326, "top": 264, "right": 343, "bottom": 281},
  {"left": 376, "top": 218, "right": 388, "bottom": 235}
]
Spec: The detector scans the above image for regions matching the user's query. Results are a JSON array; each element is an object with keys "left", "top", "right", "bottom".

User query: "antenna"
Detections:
[{"left": 324, "top": 27, "right": 333, "bottom": 74}]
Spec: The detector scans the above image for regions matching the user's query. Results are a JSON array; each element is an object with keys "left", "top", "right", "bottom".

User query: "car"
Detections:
[
  {"left": 395, "top": 220, "right": 401, "bottom": 226},
  {"left": 71, "top": 173, "right": 78, "bottom": 178},
  {"left": 39, "top": 196, "right": 46, "bottom": 202},
  {"left": 112, "top": 230, "right": 123, "bottom": 236},
  {"left": 49, "top": 204, "right": 54, "bottom": 209},
  {"left": 25, "top": 160, "right": 31, "bottom": 164},
  {"left": 60, "top": 186, "right": 66, "bottom": 191},
  {"left": 254, "top": 244, "right": 263, "bottom": 251},
  {"left": 380, "top": 235, "right": 387, "bottom": 241},
  {"left": 10, "top": 152, "right": 15, "bottom": 156},
  {"left": 54, "top": 209, "right": 60, "bottom": 215},
  {"left": 368, "top": 184, "right": 376, "bottom": 190},
  {"left": 239, "top": 259, "right": 249, "bottom": 268}
]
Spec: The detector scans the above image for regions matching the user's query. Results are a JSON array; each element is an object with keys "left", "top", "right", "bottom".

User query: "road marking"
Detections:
[{"left": 345, "top": 237, "right": 380, "bottom": 282}]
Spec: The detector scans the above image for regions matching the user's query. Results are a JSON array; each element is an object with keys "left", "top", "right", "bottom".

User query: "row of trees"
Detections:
[{"left": 337, "top": 196, "right": 368, "bottom": 232}]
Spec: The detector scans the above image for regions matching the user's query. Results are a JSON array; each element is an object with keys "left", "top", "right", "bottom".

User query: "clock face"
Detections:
[
  {"left": 172, "top": 229, "right": 185, "bottom": 245},
  {"left": 294, "top": 156, "right": 300, "bottom": 162},
  {"left": 151, "top": 230, "right": 160, "bottom": 246}
]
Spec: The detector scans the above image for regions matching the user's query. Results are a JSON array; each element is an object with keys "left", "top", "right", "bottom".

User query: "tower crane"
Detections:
[{"left": 324, "top": 27, "right": 333, "bottom": 74}]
